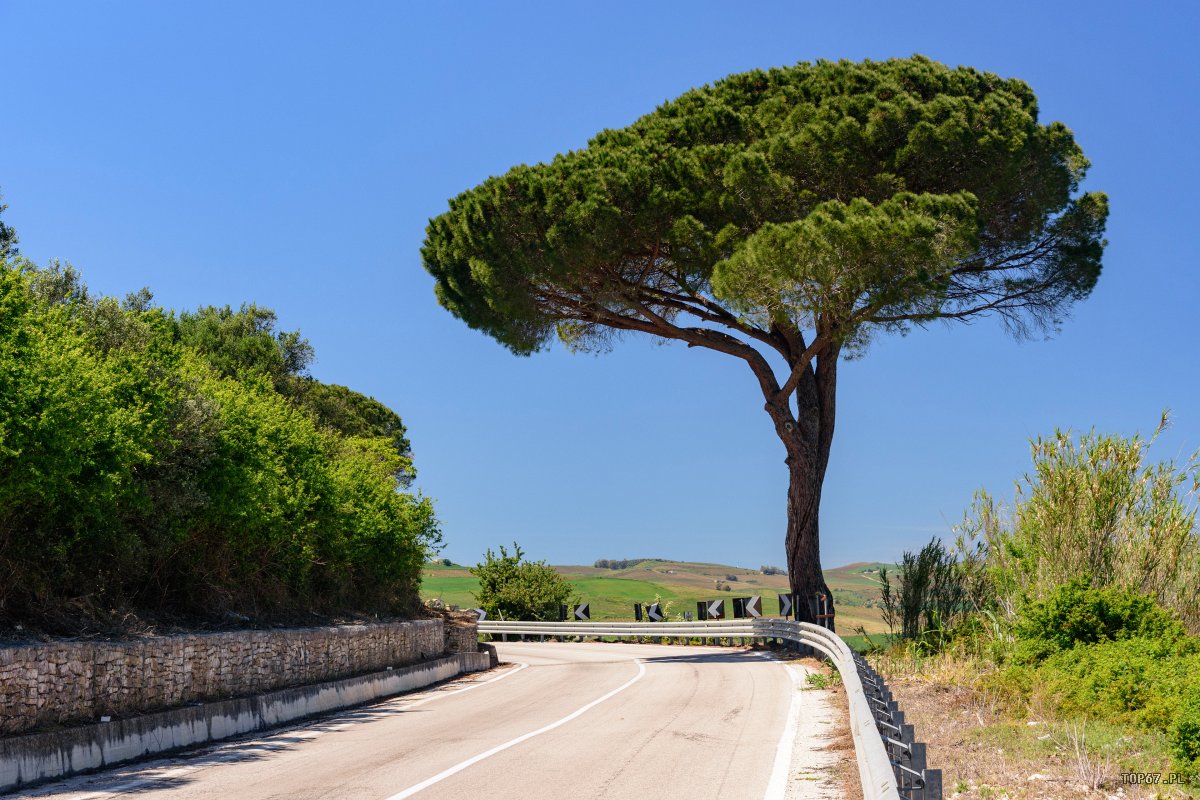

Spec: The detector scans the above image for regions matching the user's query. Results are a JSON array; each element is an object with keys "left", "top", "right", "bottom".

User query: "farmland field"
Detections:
[{"left": 421, "top": 558, "right": 892, "bottom": 636}]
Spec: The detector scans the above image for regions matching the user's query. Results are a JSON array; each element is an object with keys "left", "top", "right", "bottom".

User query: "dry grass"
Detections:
[
  {"left": 822, "top": 682, "right": 861, "bottom": 800},
  {"left": 881, "top": 658, "right": 1193, "bottom": 799}
]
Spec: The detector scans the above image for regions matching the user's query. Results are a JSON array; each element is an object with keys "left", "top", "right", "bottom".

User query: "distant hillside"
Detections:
[{"left": 421, "top": 558, "right": 892, "bottom": 636}]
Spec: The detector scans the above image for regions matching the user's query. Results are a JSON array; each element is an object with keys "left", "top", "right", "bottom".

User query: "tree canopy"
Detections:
[
  {"left": 0, "top": 190, "right": 17, "bottom": 260},
  {"left": 424, "top": 56, "right": 1106, "bottom": 360}
]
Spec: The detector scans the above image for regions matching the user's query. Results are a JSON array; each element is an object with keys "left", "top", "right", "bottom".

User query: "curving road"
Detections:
[{"left": 9, "top": 642, "right": 844, "bottom": 800}]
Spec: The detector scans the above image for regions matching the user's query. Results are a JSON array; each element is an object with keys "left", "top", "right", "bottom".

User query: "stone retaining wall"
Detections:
[{"left": 0, "top": 619, "right": 473, "bottom": 737}]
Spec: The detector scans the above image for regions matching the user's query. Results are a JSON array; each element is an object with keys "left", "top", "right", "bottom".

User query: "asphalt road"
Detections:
[{"left": 10, "top": 641, "right": 841, "bottom": 800}]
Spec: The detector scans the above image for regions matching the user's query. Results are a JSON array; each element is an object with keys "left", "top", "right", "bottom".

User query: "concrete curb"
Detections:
[{"left": 1, "top": 652, "right": 491, "bottom": 793}]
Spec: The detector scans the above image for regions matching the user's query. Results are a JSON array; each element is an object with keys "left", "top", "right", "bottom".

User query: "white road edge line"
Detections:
[
  {"left": 759, "top": 652, "right": 803, "bottom": 800},
  {"left": 383, "top": 658, "right": 648, "bottom": 800},
  {"left": 49, "top": 663, "right": 531, "bottom": 800}
]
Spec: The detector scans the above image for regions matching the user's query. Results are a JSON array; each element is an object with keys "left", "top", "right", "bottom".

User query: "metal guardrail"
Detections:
[{"left": 477, "top": 618, "right": 940, "bottom": 800}]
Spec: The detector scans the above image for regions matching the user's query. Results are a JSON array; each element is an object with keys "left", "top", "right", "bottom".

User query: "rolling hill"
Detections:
[{"left": 421, "top": 558, "right": 893, "bottom": 641}]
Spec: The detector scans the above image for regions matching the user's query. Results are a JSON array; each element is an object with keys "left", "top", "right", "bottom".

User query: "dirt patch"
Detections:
[
  {"left": 888, "top": 676, "right": 1192, "bottom": 799},
  {"left": 822, "top": 682, "right": 860, "bottom": 799}
]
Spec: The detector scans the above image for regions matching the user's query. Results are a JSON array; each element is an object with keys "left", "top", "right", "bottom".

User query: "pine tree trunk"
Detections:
[{"left": 784, "top": 451, "right": 835, "bottom": 629}]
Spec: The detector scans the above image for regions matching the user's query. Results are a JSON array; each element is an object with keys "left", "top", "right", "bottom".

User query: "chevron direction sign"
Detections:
[
  {"left": 647, "top": 602, "right": 664, "bottom": 622},
  {"left": 472, "top": 608, "right": 487, "bottom": 621},
  {"left": 633, "top": 603, "right": 643, "bottom": 622},
  {"left": 731, "top": 596, "right": 763, "bottom": 618},
  {"left": 573, "top": 603, "right": 590, "bottom": 621},
  {"left": 777, "top": 592, "right": 795, "bottom": 619},
  {"left": 705, "top": 599, "right": 725, "bottom": 620}
]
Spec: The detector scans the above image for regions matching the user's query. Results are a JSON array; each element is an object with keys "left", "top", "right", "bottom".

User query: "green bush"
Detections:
[
  {"left": 473, "top": 543, "right": 576, "bottom": 621},
  {"left": 1170, "top": 697, "right": 1200, "bottom": 780},
  {"left": 0, "top": 260, "right": 439, "bottom": 630},
  {"left": 959, "top": 424, "right": 1200, "bottom": 628},
  {"left": 1013, "top": 579, "right": 1185, "bottom": 661}
]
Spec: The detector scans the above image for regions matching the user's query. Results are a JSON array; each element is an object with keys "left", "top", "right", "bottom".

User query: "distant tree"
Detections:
[
  {"left": 594, "top": 559, "right": 610, "bottom": 569},
  {"left": 760, "top": 565, "right": 785, "bottom": 576},
  {"left": 0, "top": 189, "right": 18, "bottom": 259},
  {"left": 473, "top": 543, "right": 576, "bottom": 621},
  {"left": 176, "top": 303, "right": 314, "bottom": 389},
  {"left": 725, "top": 574, "right": 739, "bottom": 582},
  {"left": 422, "top": 56, "right": 1107, "bottom": 624}
]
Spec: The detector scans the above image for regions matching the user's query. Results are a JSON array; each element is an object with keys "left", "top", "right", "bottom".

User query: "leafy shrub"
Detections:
[
  {"left": 1170, "top": 697, "right": 1200, "bottom": 780},
  {"left": 959, "top": 422, "right": 1200, "bottom": 628},
  {"left": 1013, "top": 579, "right": 1185, "bottom": 661},
  {"left": 0, "top": 260, "right": 439, "bottom": 630},
  {"left": 474, "top": 543, "right": 576, "bottom": 621},
  {"left": 879, "top": 538, "right": 968, "bottom": 651}
]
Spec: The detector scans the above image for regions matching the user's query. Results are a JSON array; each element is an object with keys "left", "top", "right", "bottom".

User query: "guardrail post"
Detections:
[
  {"left": 924, "top": 767, "right": 942, "bottom": 799},
  {"left": 908, "top": 741, "right": 926, "bottom": 773}
]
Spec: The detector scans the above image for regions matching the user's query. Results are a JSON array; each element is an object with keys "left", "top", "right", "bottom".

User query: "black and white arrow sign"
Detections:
[
  {"left": 647, "top": 602, "right": 664, "bottom": 622},
  {"left": 777, "top": 593, "right": 793, "bottom": 618},
  {"left": 706, "top": 599, "right": 725, "bottom": 620},
  {"left": 745, "top": 596, "right": 762, "bottom": 618},
  {"left": 573, "top": 603, "right": 590, "bottom": 621},
  {"left": 472, "top": 608, "right": 487, "bottom": 621}
]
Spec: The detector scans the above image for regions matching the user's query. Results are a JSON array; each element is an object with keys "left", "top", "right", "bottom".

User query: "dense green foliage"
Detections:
[
  {"left": 964, "top": 421, "right": 1200, "bottom": 626},
  {"left": 0, "top": 257, "right": 439, "bottom": 631},
  {"left": 1012, "top": 578, "right": 1185, "bottom": 660},
  {"left": 876, "top": 423, "right": 1200, "bottom": 780},
  {"left": 987, "top": 595, "right": 1200, "bottom": 781},
  {"left": 0, "top": 190, "right": 17, "bottom": 259},
  {"left": 472, "top": 544, "right": 576, "bottom": 621},
  {"left": 423, "top": 55, "right": 1106, "bottom": 356}
]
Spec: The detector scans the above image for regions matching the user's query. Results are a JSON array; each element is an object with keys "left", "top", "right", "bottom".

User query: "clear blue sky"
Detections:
[{"left": 2, "top": 2, "right": 1197, "bottom": 570}]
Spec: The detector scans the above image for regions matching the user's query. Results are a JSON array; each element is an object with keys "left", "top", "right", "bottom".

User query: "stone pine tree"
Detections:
[{"left": 421, "top": 56, "right": 1108, "bottom": 625}]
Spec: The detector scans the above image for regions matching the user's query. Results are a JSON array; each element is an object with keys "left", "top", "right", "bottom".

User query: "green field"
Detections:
[{"left": 421, "top": 558, "right": 892, "bottom": 636}]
